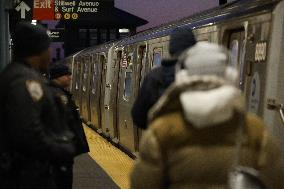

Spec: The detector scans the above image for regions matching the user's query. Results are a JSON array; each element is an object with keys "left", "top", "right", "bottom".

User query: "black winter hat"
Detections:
[
  {"left": 12, "top": 22, "right": 51, "bottom": 60},
  {"left": 49, "top": 63, "right": 71, "bottom": 80},
  {"left": 169, "top": 27, "right": 197, "bottom": 57}
]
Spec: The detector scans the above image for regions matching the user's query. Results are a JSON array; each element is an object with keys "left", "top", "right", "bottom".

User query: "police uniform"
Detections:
[
  {"left": 49, "top": 82, "right": 89, "bottom": 189},
  {"left": 48, "top": 63, "right": 89, "bottom": 189},
  {"left": 0, "top": 62, "right": 76, "bottom": 189}
]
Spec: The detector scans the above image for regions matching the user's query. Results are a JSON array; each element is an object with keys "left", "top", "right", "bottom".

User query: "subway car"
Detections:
[{"left": 64, "top": 0, "right": 284, "bottom": 156}]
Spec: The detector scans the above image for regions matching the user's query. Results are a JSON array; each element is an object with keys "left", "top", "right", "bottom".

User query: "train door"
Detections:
[
  {"left": 99, "top": 54, "right": 107, "bottom": 133},
  {"left": 133, "top": 45, "right": 147, "bottom": 151},
  {"left": 117, "top": 48, "right": 136, "bottom": 152},
  {"left": 81, "top": 55, "right": 91, "bottom": 122},
  {"left": 110, "top": 50, "right": 122, "bottom": 142},
  {"left": 224, "top": 21, "right": 270, "bottom": 117},
  {"left": 73, "top": 57, "right": 82, "bottom": 108},
  {"left": 89, "top": 54, "right": 103, "bottom": 130}
]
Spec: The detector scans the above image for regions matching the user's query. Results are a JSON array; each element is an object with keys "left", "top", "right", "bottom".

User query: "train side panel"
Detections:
[{"left": 264, "top": 1, "right": 284, "bottom": 147}]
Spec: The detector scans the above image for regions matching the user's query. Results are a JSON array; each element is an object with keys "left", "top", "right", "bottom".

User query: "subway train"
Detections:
[{"left": 63, "top": 0, "right": 284, "bottom": 155}]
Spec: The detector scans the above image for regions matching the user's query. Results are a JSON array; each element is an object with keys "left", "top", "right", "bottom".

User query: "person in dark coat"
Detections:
[
  {"left": 131, "top": 27, "right": 197, "bottom": 129},
  {"left": 0, "top": 22, "right": 76, "bottom": 189},
  {"left": 48, "top": 62, "right": 90, "bottom": 189}
]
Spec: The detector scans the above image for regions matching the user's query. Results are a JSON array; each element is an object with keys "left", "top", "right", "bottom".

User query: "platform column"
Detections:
[{"left": 0, "top": 0, "right": 12, "bottom": 71}]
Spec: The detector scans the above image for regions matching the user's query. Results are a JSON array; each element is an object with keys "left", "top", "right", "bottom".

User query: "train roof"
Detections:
[
  {"left": 67, "top": 0, "right": 280, "bottom": 57},
  {"left": 116, "top": 0, "right": 279, "bottom": 47}
]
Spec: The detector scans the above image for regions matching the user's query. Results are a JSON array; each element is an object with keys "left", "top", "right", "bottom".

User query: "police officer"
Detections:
[
  {"left": 0, "top": 22, "right": 76, "bottom": 189},
  {"left": 49, "top": 62, "right": 90, "bottom": 189}
]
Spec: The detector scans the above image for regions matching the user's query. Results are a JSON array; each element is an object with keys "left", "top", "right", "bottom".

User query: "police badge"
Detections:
[{"left": 26, "top": 80, "right": 43, "bottom": 102}]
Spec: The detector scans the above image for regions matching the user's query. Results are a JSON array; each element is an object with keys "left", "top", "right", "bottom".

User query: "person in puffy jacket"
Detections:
[{"left": 130, "top": 42, "right": 284, "bottom": 189}]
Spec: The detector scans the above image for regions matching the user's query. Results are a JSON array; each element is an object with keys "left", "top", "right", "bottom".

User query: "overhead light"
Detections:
[
  {"left": 31, "top": 20, "right": 37, "bottom": 25},
  {"left": 119, "top": 28, "right": 130, "bottom": 33}
]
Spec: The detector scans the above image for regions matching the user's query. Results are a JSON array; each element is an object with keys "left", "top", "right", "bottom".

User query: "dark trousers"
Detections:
[{"left": 54, "top": 162, "right": 73, "bottom": 189}]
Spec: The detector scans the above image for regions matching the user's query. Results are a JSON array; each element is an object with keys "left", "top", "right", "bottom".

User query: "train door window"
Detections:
[
  {"left": 82, "top": 57, "right": 89, "bottom": 92},
  {"left": 227, "top": 30, "right": 245, "bottom": 69},
  {"left": 91, "top": 62, "right": 97, "bottom": 94},
  {"left": 138, "top": 46, "right": 147, "bottom": 87},
  {"left": 75, "top": 60, "right": 80, "bottom": 90},
  {"left": 127, "top": 52, "right": 134, "bottom": 70},
  {"left": 123, "top": 71, "right": 132, "bottom": 100},
  {"left": 152, "top": 47, "right": 163, "bottom": 68},
  {"left": 123, "top": 52, "right": 134, "bottom": 101},
  {"left": 229, "top": 39, "right": 239, "bottom": 68},
  {"left": 226, "top": 29, "right": 245, "bottom": 88}
]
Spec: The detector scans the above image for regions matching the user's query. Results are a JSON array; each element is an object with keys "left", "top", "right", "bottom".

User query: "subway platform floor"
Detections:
[{"left": 73, "top": 126, "right": 134, "bottom": 189}]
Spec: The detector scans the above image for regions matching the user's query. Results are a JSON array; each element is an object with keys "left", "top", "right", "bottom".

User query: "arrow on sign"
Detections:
[{"left": 15, "top": 1, "right": 31, "bottom": 19}]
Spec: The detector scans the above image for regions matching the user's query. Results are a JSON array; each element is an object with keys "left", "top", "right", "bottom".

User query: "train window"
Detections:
[
  {"left": 82, "top": 60, "right": 88, "bottom": 92},
  {"left": 127, "top": 53, "right": 134, "bottom": 70},
  {"left": 138, "top": 46, "right": 147, "bottom": 87},
  {"left": 239, "top": 39, "right": 247, "bottom": 90},
  {"left": 152, "top": 47, "right": 162, "bottom": 68},
  {"left": 229, "top": 39, "right": 239, "bottom": 68},
  {"left": 75, "top": 61, "right": 80, "bottom": 90},
  {"left": 123, "top": 71, "right": 132, "bottom": 101},
  {"left": 123, "top": 52, "right": 134, "bottom": 101},
  {"left": 91, "top": 63, "right": 96, "bottom": 94}
]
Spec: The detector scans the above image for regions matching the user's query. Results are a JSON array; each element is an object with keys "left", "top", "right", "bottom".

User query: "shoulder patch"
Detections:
[
  {"left": 26, "top": 80, "right": 43, "bottom": 102},
  {"left": 60, "top": 95, "right": 68, "bottom": 105}
]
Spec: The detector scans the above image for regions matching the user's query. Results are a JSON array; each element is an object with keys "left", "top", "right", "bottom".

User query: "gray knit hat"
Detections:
[{"left": 176, "top": 42, "right": 239, "bottom": 85}]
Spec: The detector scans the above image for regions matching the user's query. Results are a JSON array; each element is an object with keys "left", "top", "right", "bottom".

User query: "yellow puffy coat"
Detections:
[{"left": 130, "top": 77, "right": 284, "bottom": 189}]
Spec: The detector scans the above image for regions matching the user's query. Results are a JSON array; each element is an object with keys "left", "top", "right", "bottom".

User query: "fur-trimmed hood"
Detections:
[{"left": 148, "top": 75, "right": 245, "bottom": 129}]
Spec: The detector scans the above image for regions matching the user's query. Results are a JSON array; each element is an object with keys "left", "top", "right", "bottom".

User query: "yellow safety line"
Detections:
[{"left": 83, "top": 126, "right": 134, "bottom": 189}]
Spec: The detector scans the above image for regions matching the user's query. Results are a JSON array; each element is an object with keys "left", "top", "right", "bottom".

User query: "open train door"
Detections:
[
  {"left": 133, "top": 44, "right": 147, "bottom": 152},
  {"left": 222, "top": 15, "right": 274, "bottom": 132}
]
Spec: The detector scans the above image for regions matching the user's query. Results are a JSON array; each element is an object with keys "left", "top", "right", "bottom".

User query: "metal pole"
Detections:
[{"left": 0, "top": 0, "right": 11, "bottom": 72}]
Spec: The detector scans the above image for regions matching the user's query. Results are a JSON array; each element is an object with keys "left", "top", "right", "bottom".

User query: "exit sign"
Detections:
[
  {"left": 13, "top": 0, "right": 112, "bottom": 20},
  {"left": 33, "top": 0, "right": 55, "bottom": 20}
]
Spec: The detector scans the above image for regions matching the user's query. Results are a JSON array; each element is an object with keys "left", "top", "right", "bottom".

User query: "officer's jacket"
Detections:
[
  {"left": 0, "top": 62, "right": 76, "bottom": 188},
  {"left": 130, "top": 76, "right": 284, "bottom": 189},
  {"left": 49, "top": 82, "right": 89, "bottom": 155}
]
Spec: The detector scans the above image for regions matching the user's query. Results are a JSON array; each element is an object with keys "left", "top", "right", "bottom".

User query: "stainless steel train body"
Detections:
[{"left": 65, "top": 0, "right": 284, "bottom": 155}]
